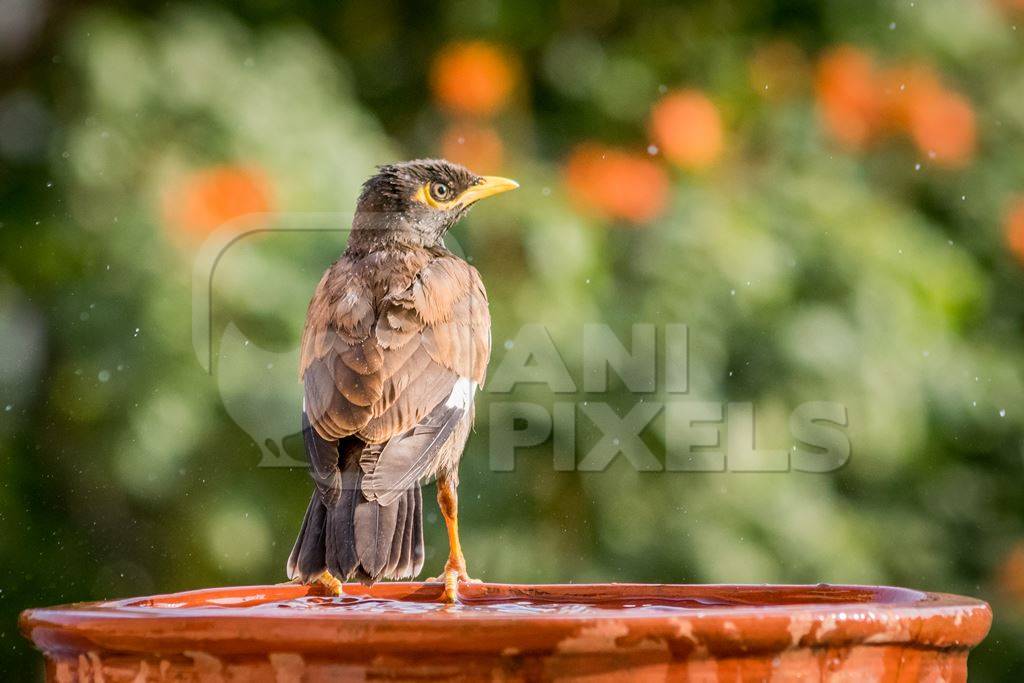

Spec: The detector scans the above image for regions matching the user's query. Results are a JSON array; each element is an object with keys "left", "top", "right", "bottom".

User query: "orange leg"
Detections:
[{"left": 431, "top": 474, "right": 478, "bottom": 602}]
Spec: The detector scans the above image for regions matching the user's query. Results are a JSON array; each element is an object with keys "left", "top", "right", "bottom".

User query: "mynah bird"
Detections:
[{"left": 287, "top": 159, "right": 517, "bottom": 603}]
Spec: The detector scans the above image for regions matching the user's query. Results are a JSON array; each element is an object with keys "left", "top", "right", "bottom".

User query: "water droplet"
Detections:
[
  {"left": 914, "top": 163, "right": 922, "bottom": 171},
  {"left": 503, "top": 340, "right": 514, "bottom": 350},
  {"left": 889, "top": 21, "right": 896, "bottom": 29},
  {"left": 999, "top": 409, "right": 1006, "bottom": 417},
  {"left": 98, "top": 370, "right": 111, "bottom": 383},
  {"left": 647, "top": 145, "right": 658, "bottom": 155},
  {"left": 4, "top": 405, "right": 11, "bottom": 412}
]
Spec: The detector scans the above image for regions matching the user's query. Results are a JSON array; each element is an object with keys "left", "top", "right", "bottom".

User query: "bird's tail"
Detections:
[{"left": 287, "top": 456, "right": 424, "bottom": 584}]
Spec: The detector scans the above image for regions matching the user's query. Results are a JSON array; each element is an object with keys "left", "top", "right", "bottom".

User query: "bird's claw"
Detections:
[
  {"left": 442, "top": 567, "right": 460, "bottom": 603},
  {"left": 304, "top": 570, "right": 343, "bottom": 597},
  {"left": 429, "top": 561, "right": 480, "bottom": 603},
  {"left": 427, "top": 570, "right": 478, "bottom": 582}
]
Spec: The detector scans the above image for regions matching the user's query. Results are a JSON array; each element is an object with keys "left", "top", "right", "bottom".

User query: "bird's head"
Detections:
[{"left": 350, "top": 159, "right": 518, "bottom": 247}]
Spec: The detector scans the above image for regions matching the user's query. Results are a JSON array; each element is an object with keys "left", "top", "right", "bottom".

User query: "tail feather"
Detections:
[
  {"left": 287, "top": 494, "right": 327, "bottom": 580},
  {"left": 395, "top": 488, "right": 416, "bottom": 578},
  {"left": 326, "top": 454, "right": 362, "bottom": 579},
  {"left": 289, "top": 457, "right": 424, "bottom": 584},
  {"left": 286, "top": 496, "right": 311, "bottom": 579},
  {"left": 385, "top": 492, "right": 407, "bottom": 578},
  {"left": 411, "top": 485, "right": 424, "bottom": 571},
  {"left": 289, "top": 417, "right": 425, "bottom": 584},
  {"left": 353, "top": 496, "right": 400, "bottom": 578}
]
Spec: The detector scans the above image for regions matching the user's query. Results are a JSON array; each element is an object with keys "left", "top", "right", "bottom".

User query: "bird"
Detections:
[{"left": 286, "top": 159, "right": 517, "bottom": 603}]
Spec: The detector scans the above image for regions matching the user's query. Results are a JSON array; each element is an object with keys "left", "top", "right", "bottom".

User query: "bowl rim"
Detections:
[{"left": 20, "top": 582, "right": 993, "bottom": 659}]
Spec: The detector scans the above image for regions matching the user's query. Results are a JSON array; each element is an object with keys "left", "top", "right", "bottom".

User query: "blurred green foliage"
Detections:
[{"left": 1, "top": 0, "right": 1024, "bottom": 679}]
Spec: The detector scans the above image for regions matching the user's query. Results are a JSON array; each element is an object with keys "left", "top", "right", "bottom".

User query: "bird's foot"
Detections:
[
  {"left": 428, "top": 559, "right": 480, "bottom": 603},
  {"left": 305, "top": 570, "right": 344, "bottom": 597}
]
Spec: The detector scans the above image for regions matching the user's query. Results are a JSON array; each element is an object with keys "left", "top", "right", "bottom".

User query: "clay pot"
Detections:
[{"left": 20, "top": 582, "right": 990, "bottom": 681}]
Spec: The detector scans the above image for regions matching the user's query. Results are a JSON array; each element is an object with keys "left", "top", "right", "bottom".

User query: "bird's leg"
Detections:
[{"left": 431, "top": 473, "right": 479, "bottom": 602}]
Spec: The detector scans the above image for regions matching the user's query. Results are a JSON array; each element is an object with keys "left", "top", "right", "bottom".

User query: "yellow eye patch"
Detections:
[
  {"left": 413, "top": 176, "right": 519, "bottom": 210},
  {"left": 414, "top": 182, "right": 459, "bottom": 210}
]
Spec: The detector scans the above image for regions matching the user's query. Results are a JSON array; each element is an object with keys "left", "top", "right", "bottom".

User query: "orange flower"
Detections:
[
  {"left": 649, "top": 90, "right": 724, "bottom": 171},
  {"left": 441, "top": 122, "right": 504, "bottom": 172},
  {"left": 907, "top": 86, "right": 976, "bottom": 168},
  {"left": 997, "top": 541, "right": 1024, "bottom": 605},
  {"left": 748, "top": 40, "right": 809, "bottom": 101},
  {"left": 877, "top": 63, "right": 941, "bottom": 134},
  {"left": 815, "top": 46, "right": 881, "bottom": 150},
  {"left": 815, "top": 46, "right": 976, "bottom": 165},
  {"left": 1005, "top": 196, "right": 1024, "bottom": 264},
  {"left": 163, "top": 166, "right": 273, "bottom": 241},
  {"left": 430, "top": 41, "right": 517, "bottom": 117},
  {"left": 564, "top": 143, "right": 669, "bottom": 224},
  {"left": 994, "top": 0, "right": 1024, "bottom": 15}
]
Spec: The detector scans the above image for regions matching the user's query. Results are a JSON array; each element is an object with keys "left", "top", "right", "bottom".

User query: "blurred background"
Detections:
[{"left": 2, "top": 0, "right": 1024, "bottom": 678}]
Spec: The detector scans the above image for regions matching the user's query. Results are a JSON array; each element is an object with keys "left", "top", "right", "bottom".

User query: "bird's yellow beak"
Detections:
[{"left": 459, "top": 176, "right": 519, "bottom": 206}]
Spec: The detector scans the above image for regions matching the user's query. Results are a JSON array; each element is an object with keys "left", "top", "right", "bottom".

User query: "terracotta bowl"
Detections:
[{"left": 20, "top": 582, "right": 990, "bottom": 681}]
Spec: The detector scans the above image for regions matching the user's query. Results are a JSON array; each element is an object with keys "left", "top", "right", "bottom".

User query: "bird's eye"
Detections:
[{"left": 430, "top": 183, "right": 450, "bottom": 201}]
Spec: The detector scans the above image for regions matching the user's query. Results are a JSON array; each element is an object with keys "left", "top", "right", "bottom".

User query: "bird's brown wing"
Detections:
[{"left": 300, "top": 252, "right": 490, "bottom": 500}]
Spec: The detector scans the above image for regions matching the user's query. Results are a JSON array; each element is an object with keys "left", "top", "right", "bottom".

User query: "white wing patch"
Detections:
[
  {"left": 362, "top": 377, "right": 477, "bottom": 506},
  {"left": 445, "top": 376, "right": 477, "bottom": 409}
]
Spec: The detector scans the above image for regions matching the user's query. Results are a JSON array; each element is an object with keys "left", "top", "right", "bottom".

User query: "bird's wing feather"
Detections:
[
  {"left": 301, "top": 410, "right": 343, "bottom": 505},
  {"left": 300, "top": 252, "right": 490, "bottom": 492},
  {"left": 361, "top": 378, "right": 475, "bottom": 506}
]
